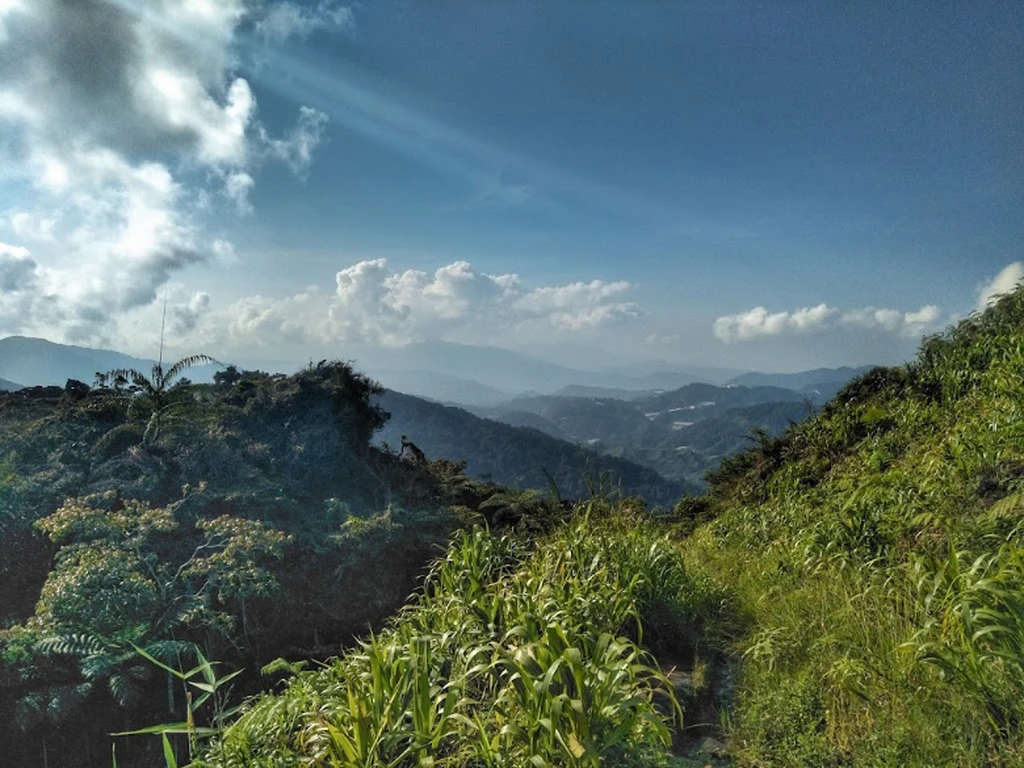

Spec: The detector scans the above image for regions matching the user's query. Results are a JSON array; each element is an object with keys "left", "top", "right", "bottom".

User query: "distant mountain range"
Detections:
[
  {"left": 0, "top": 336, "right": 222, "bottom": 387},
  {"left": 470, "top": 379, "right": 849, "bottom": 486},
  {"left": 725, "top": 366, "right": 875, "bottom": 392},
  {"left": 0, "top": 377, "right": 21, "bottom": 391},
  {"left": 346, "top": 341, "right": 742, "bottom": 403},
  {"left": 0, "top": 334, "right": 874, "bottom": 496}
]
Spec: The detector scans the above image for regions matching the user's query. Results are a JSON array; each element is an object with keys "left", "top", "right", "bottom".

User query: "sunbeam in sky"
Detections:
[{"left": 0, "top": 0, "right": 1020, "bottom": 373}]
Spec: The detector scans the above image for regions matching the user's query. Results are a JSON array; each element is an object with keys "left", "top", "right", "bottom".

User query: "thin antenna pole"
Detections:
[{"left": 157, "top": 290, "right": 168, "bottom": 382}]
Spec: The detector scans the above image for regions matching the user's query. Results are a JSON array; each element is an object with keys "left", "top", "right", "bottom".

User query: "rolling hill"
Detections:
[
  {"left": 375, "top": 389, "right": 696, "bottom": 506},
  {"left": 475, "top": 382, "right": 821, "bottom": 486}
]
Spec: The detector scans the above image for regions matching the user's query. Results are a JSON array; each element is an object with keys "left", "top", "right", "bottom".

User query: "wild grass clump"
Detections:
[
  {"left": 681, "top": 287, "right": 1024, "bottom": 766},
  {"left": 195, "top": 506, "right": 714, "bottom": 767}
]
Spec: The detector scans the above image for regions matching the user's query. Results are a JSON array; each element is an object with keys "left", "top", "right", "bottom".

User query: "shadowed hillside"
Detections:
[
  {"left": 377, "top": 389, "right": 697, "bottom": 506},
  {"left": 0, "top": 362, "right": 578, "bottom": 767}
]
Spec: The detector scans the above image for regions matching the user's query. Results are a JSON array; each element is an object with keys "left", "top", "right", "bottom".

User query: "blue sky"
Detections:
[{"left": 0, "top": 0, "right": 1021, "bottom": 371}]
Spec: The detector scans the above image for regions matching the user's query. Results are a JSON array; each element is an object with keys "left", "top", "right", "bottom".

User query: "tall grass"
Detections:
[
  {"left": 194, "top": 506, "right": 713, "bottom": 767},
  {"left": 680, "top": 290, "right": 1024, "bottom": 766}
]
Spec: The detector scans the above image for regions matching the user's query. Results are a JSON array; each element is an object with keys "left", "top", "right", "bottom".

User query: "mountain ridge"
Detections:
[{"left": 0, "top": 335, "right": 223, "bottom": 387}]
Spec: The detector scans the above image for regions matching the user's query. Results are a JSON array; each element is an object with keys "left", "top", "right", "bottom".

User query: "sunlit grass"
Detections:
[{"left": 193, "top": 507, "right": 713, "bottom": 767}]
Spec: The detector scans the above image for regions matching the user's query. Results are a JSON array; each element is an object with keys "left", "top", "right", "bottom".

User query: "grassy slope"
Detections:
[{"left": 682, "top": 288, "right": 1024, "bottom": 766}]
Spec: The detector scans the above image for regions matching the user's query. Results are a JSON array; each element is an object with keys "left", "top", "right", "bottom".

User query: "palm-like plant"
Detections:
[{"left": 106, "top": 354, "right": 219, "bottom": 445}]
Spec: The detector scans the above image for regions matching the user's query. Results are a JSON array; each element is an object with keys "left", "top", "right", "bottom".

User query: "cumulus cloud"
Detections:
[
  {"left": 223, "top": 290, "right": 325, "bottom": 348},
  {"left": 714, "top": 302, "right": 944, "bottom": 343},
  {"left": 171, "top": 292, "right": 212, "bottom": 336},
  {"left": 174, "top": 258, "right": 637, "bottom": 352},
  {"left": 325, "top": 259, "right": 637, "bottom": 345},
  {"left": 977, "top": 262, "right": 1024, "bottom": 311},
  {"left": 713, "top": 304, "right": 837, "bottom": 342},
  {"left": 0, "top": 0, "right": 333, "bottom": 342}
]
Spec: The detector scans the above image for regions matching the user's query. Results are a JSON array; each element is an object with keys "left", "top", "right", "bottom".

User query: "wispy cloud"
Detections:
[{"left": 254, "top": 0, "right": 354, "bottom": 43}]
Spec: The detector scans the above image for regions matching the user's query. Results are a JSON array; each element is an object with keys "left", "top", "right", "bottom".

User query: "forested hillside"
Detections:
[
  {"left": 0, "top": 363, "right": 575, "bottom": 766},
  {"left": 376, "top": 389, "right": 696, "bottom": 506},
  {"left": 476, "top": 383, "right": 819, "bottom": 486}
]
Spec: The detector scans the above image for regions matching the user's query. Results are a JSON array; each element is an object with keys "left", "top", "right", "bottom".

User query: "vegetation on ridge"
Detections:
[{"left": 0, "top": 360, "right": 573, "bottom": 766}]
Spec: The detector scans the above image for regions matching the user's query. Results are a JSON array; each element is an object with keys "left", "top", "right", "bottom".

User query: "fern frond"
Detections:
[{"left": 37, "top": 633, "right": 107, "bottom": 658}]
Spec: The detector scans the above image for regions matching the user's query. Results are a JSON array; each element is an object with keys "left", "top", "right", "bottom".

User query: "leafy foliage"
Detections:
[
  {"left": 0, "top": 360, "right": 578, "bottom": 766},
  {"left": 196, "top": 509, "right": 717, "bottom": 767}
]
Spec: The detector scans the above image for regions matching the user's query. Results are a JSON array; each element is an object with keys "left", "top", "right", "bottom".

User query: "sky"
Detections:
[{"left": 0, "top": 0, "right": 1021, "bottom": 373}]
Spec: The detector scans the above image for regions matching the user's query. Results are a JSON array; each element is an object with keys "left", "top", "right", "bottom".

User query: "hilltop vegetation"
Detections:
[
  {"left": 678, "top": 286, "right": 1024, "bottom": 765},
  {"left": 0, "top": 361, "right": 579, "bottom": 766}
]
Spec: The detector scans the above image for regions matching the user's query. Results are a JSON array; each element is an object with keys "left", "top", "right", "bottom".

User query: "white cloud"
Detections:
[
  {"left": 329, "top": 260, "right": 636, "bottom": 344},
  {"left": 224, "top": 291, "right": 324, "bottom": 348},
  {"left": 0, "top": 0, "right": 333, "bottom": 343},
  {"left": 713, "top": 304, "right": 837, "bottom": 342},
  {"left": 7, "top": 210, "right": 58, "bottom": 243},
  {"left": 211, "top": 238, "right": 241, "bottom": 267},
  {"left": 174, "top": 259, "right": 638, "bottom": 352},
  {"left": 255, "top": 1, "right": 354, "bottom": 42},
  {"left": 714, "top": 302, "right": 945, "bottom": 343},
  {"left": 977, "top": 262, "right": 1024, "bottom": 311}
]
